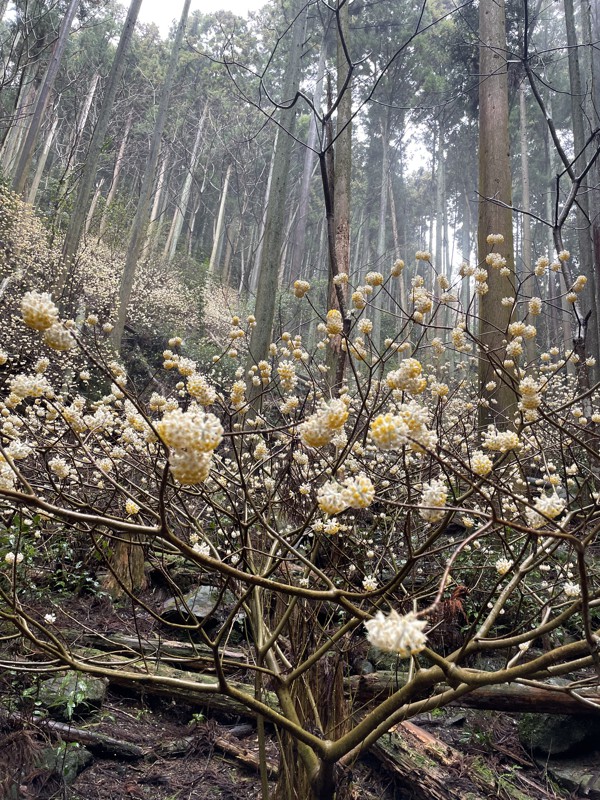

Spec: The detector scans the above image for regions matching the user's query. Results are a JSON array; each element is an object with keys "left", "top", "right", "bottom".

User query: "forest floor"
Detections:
[{"left": 0, "top": 592, "right": 592, "bottom": 800}]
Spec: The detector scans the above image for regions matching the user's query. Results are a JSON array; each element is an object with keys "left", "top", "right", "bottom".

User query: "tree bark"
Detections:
[
  {"left": 111, "top": 0, "right": 191, "bottom": 352},
  {"left": 166, "top": 103, "right": 207, "bottom": 262},
  {"left": 27, "top": 115, "right": 58, "bottom": 205},
  {"left": 12, "top": 0, "right": 80, "bottom": 195},
  {"left": 325, "top": 0, "right": 352, "bottom": 391},
  {"left": 288, "top": 30, "right": 328, "bottom": 282},
  {"left": 564, "top": 0, "right": 599, "bottom": 370},
  {"left": 142, "top": 149, "right": 170, "bottom": 257},
  {"left": 98, "top": 109, "right": 134, "bottom": 239},
  {"left": 208, "top": 162, "right": 232, "bottom": 276},
  {"left": 246, "top": 0, "right": 306, "bottom": 400},
  {"left": 61, "top": 0, "right": 143, "bottom": 278},
  {"left": 477, "top": 0, "right": 517, "bottom": 427}
]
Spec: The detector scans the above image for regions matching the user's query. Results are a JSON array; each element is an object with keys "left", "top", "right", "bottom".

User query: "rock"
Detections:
[
  {"left": 14, "top": 743, "right": 94, "bottom": 798},
  {"left": 542, "top": 753, "right": 600, "bottom": 798},
  {"left": 37, "top": 742, "right": 94, "bottom": 785},
  {"left": 366, "top": 646, "right": 410, "bottom": 676},
  {"left": 160, "top": 584, "right": 236, "bottom": 626},
  {"left": 518, "top": 713, "right": 600, "bottom": 757},
  {"left": 34, "top": 672, "right": 108, "bottom": 721}
]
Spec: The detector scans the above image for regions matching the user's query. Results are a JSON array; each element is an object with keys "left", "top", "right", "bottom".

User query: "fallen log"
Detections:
[
  {"left": 370, "top": 720, "right": 544, "bottom": 800},
  {"left": 76, "top": 636, "right": 600, "bottom": 717},
  {"left": 0, "top": 709, "right": 144, "bottom": 760},
  {"left": 347, "top": 672, "right": 600, "bottom": 715},
  {"left": 155, "top": 731, "right": 278, "bottom": 777},
  {"left": 370, "top": 721, "right": 488, "bottom": 800},
  {"left": 63, "top": 646, "right": 279, "bottom": 720},
  {"left": 80, "top": 632, "right": 247, "bottom": 671}
]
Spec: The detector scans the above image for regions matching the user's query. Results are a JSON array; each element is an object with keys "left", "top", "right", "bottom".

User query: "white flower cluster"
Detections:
[
  {"left": 364, "top": 610, "right": 428, "bottom": 657},
  {"left": 0, "top": 456, "right": 16, "bottom": 490},
  {"left": 317, "top": 473, "right": 375, "bottom": 516},
  {"left": 483, "top": 428, "right": 521, "bottom": 453},
  {"left": 525, "top": 493, "right": 565, "bottom": 529},
  {"left": 386, "top": 358, "right": 426, "bottom": 395},
  {"left": 419, "top": 478, "right": 448, "bottom": 523},
  {"left": 299, "top": 398, "right": 348, "bottom": 448},
  {"left": 156, "top": 406, "right": 223, "bottom": 485}
]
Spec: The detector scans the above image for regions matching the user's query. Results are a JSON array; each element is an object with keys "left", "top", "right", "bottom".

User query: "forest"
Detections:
[{"left": 0, "top": 0, "right": 600, "bottom": 797}]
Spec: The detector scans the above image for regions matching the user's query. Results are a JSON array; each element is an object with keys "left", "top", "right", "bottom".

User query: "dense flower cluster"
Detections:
[
  {"left": 419, "top": 478, "right": 448, "bottom": 523},
  {"left": 365, "top": 610, "right": 428, "bottom": 657},
  {"left": 299, "top": 398, "right": 348, "bottom": 448},
  {"left": 386, "top": 358, "right": 427, "bottom": 395},
  {"left": 155, "top": 407, "right": 223, "bottom": 484}
]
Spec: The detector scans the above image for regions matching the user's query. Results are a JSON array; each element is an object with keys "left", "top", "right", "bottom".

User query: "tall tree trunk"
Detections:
[
  {"left": 208, "top": 162, "right": 232, "bottom": 276},
  {"left": 84, "top": 177, "right": 105, "bottom": 234},
  {"left": 325, "top": 0, "right": 352, "bottom": 390},
  {"left": 56, "top": 71, "right": 100, "bottom": 206},
  {"left": 1, "top": 65, "right": 36, "bottom": 170},
  {"left": 583, "top": 0, "right": 600, "bottom": 369},
  {"left": 27, "top": 115, "right": 57, "bottom": 205},
  {"left": 564, "top": 0, "right": 598, "bottom": 367},
  {"left": 12, "top": 0, "right": 80, "bottom": 195},
  {"left": 289, "top": 31, "right": 328, "bottom": 282},
  {"left": 143, "top": 150, "right": 169, "bottom": 257},
  {"left": 61, "top": 0, "right": 143, "bottom": 276},
  {"left": 478, "top": 0, "right": 517, "bottom": 427},
  {"left": 98, "top": 109, "right": 134, "bottom": 239},
  {"left": 166, "top": 104, "right": 207, "bottom": 262},
  {"left": 249, "top": 147, "right": 275, "bottom": 294},
  {"left": 372, "top": 110, "right": 390, "bottom": 352},
  {"left": 246, "top": 0, "right": 306, "bottom": 399},
  {"left": 519, "top": 82, "right": 535, "bottom": 363},
  {"left": 111, "top": 0, "right": 191, "bottom": 353}
]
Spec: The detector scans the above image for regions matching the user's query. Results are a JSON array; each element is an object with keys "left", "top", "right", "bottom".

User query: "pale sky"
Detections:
[{"left": 136, "top": 0, "right": 266, "bottom": 35}]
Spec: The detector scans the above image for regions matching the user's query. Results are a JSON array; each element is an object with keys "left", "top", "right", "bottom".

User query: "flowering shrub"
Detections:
[{"left": 0, "top": 204, "right": 599, "bottom": 797}]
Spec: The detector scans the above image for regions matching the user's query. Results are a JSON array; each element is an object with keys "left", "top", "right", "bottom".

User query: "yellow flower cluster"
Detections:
[
  {"left": 43, "top": 322, "right": 75, "bottom": 352},
  {"left": 156, "top": 407, "right": 223, "bottom": 485},
  {"left": 518, "top": 377, "right": 542, "bottom": 418},
  {"left": 370, "top": 400, "right": 435, "bottom": 453},
  {"left": 230, "top": 380, "right": 246, "bottom": 411},
  {"left": 278, "top": 360, "right": 297, "bottom": 394},
  {"left": 21, "top": 291, "right": 59, "bottom": 331},
  {"left": 326, "top": 309, "right": 344, "bottom": 336},
  {"left": 317, "top": 473, "right": 375, "bottom": 515},
  {"left": 299, "top": 399, "right": 348, "bottom": 448},
  {"left": 365, "top": 271, "right": 384, "bottom": 286},
  {"left": 293, "top": 280, "right": 310, "bottom": 298},
  {"left": 471, "top": 450, "right": 493, "bottom": 477},
  {"left": 386, "top": 358, "right": 426, "bottom": 395},
  {"left": 187, "top": 373, "right": 217, "bottom": 405}
]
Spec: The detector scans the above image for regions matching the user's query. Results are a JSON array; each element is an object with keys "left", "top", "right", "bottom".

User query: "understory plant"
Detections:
[{"left": 0, "top": 199, "right": 599, "bottom": 799}]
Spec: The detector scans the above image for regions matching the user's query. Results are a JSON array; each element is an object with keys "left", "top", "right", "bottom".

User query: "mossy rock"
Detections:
[
  {"left": 543, "top": 754, "right": 600, "bottom": 798},
  {"left": 6, "top": 743, "right": 93, "bottom": 799},
  {"left": 160, "top": 585, "right": 236, "bottom": 626},
  {"left": 34, "top": 671, "right": 108, "bottom": 721},
  {"left": 37, "top": 742, "right": 94, "bottom": 784},
  {"left": 519, "top": 713, "right": 600, "bottom": 757}
]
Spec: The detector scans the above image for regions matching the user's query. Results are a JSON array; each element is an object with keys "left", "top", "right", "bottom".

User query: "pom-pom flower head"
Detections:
[
  {"left": 326, "top": 309, "right": 344, "bottom": 336},
  {"left": 21, "top": 291, "right": 59, "bottom": 331},
  {"left": 293, "top": 280, "right": 310, "bottom": 298},
  {"left": 365, "top": 610, "right": 428, "bottom": 657}
]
